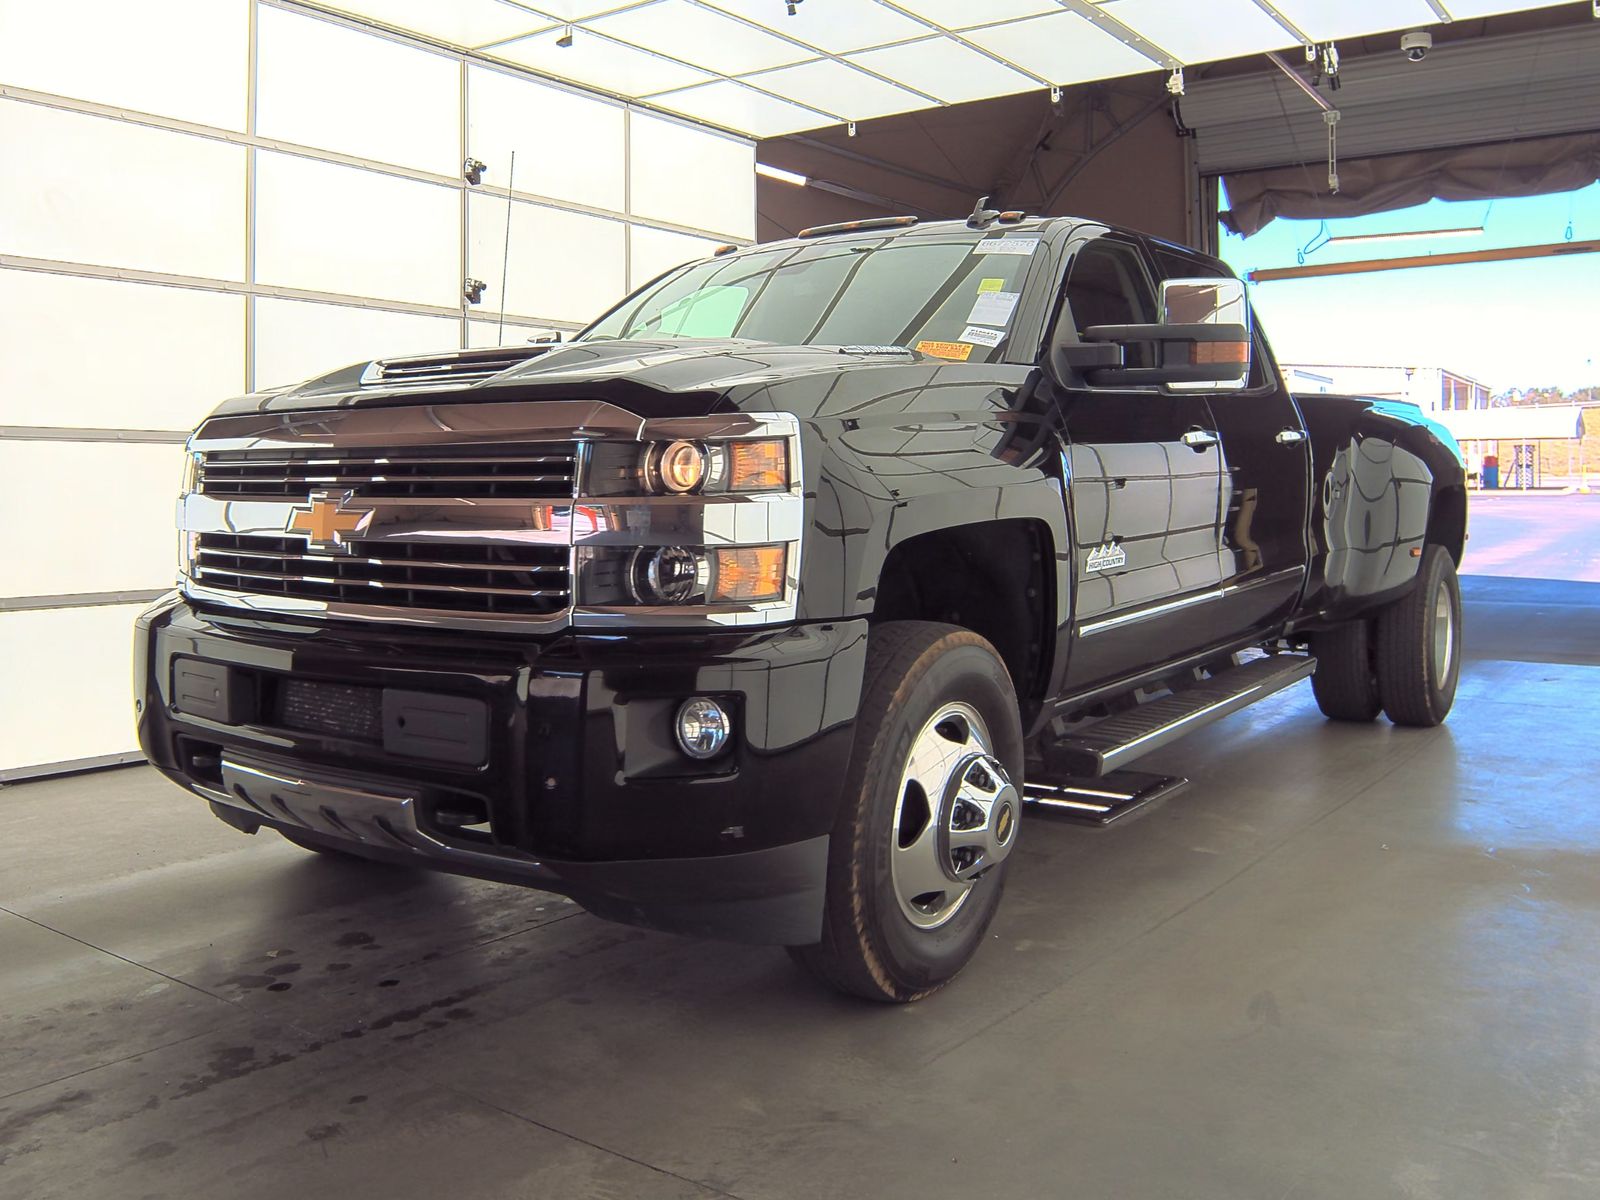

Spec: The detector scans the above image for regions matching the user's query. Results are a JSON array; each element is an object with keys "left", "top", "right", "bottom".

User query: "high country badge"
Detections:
[{"left": 1085, "top": 541, "right": 1126, "bottom": 573}]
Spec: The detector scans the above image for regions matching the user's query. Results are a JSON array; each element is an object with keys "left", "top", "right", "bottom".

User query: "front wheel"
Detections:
[
  {"left": 1374, "top": 545, "right": 1462, "bottom": 727},
  {"left": 788, "top": 621, "right": 1024, "bottom": 1003}
]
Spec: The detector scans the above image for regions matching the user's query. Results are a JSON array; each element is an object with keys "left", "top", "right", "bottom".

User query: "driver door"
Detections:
[{"left": 1053, "top": 234, "right": 1230, "bottom": 692}]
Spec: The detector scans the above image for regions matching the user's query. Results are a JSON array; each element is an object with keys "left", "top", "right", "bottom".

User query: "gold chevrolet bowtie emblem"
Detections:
[{"left": 286, "top": 490, "right": 374, "bottom": 555}]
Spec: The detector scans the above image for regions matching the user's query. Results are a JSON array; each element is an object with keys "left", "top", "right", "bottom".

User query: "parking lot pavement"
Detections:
[{"left": 1463, "top": 492, "right": 1600, "bottom": 582}]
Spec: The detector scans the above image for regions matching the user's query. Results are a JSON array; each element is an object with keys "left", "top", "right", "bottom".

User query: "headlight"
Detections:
[
  {"left": 579, "top": 545, "right": 788, "bottom": 607},
  {"left": 647, "top": 440, "right": 707, "bottom": 494},
  {"left": 588, "top": 439, "right": 790, "bottom": 496}
]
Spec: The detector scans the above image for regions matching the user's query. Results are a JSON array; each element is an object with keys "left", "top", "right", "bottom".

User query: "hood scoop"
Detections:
[{"left": 360, "top": 343, "right": 559, "bottom": 389}]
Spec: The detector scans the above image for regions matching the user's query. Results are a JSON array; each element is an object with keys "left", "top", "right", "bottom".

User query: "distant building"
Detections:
[{"left": 1281, "top": 364, "right": 1491, "bottom": 413}]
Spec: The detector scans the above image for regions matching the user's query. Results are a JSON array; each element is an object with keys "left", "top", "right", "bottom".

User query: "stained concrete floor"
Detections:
[{"left": 3, "top": 576, "right": 1598, "bottom": 1200}]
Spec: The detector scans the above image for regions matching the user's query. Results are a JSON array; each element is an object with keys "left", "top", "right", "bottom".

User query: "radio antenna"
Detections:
[{"left": 498, "top": 150, "right": 515, "bottom": 346}]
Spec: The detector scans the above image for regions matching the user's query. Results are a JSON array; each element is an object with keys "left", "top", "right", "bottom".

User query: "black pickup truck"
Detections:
[{"left": 135, "top": 212, "right": 1466, "bottom": 1002}]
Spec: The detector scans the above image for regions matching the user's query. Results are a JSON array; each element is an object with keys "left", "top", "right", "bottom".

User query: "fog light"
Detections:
[{"left": 676, "top": 697, "right": 731, "bottom": 760}]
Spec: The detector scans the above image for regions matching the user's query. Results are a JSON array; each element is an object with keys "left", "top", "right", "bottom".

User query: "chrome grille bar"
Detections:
[
  {"left": 199, "top": 444, "right": 578, "bottom": 499},
  {"left": 193, "top": 534, "right": 570, "bottom": 616}
]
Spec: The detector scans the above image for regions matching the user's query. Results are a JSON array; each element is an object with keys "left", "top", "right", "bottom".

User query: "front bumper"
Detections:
[{"left": 134, "top": 595, "right": 867, "bottom": 944}]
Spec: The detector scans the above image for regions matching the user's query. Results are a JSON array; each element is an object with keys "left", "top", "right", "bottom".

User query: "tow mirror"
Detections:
[{"left": 1050, "top": 277, "right": 1252, "bottom": 391}]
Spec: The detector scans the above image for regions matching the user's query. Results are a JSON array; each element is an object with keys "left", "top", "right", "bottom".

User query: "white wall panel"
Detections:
[
  {"left": 254, "top": 298, "right": 460, "bottom": 389},
  {"left": 256, "top": 6, "right": 460, "bottom": 174},
  {"left": 0, "top": 0, "right": 247, "bottom": 129},
  {"left": 0, "top": 442, "right": 182, "bottom": 598},
  {"left": 629, "top": 114, "right": 755, "bottom": 240},
  {"left": 468, "top": 194, "right": 626, "bottom": 324},
  {"left": 0, "top": 101, "right": 245, "bottom": 280},
  {"left": 467, "top": 320, "right": 562, "bottom": 347},
  {"left": 0, "top": 605, "right": 145, "bottom": 772},
  {"left": 0, "top": 272, "right": 243, "bottom": 431},
  {"left": 629, "top": 225, "right": 723, "bottom": 290},
  {"left": 467, "top": 66, "right": 626, "bottom": 212},
  {"left": 254, "top": 152, "right": 459, "bottom": 306}
]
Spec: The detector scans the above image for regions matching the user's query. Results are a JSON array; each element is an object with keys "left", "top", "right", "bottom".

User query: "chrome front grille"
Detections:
[
  {"left": 199, "top": 444, "right": 578, "bottom": 500},
  {"left": 193, "top": 534, "right": 571, "bottom": 616}
]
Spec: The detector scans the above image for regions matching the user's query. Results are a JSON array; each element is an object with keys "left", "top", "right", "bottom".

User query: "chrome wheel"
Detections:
[
  {"left": 1432, "top": 581, "right": 1455, "bottom": 681},
  {"left": 890, "top": 701, "right": 1020, "bottom": 930}
]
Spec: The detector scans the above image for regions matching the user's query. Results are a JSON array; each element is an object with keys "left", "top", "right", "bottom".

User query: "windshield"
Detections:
[{"left": 578, "top": 230, "right": 1045, "bottom": 364}]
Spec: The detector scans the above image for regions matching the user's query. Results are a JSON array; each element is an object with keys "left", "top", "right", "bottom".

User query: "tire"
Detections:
[
  {"left": 1309, "top": 619, "right": 1381, "bottom": 722},
  {"left": 1374, "top": 545, "right": 1462, "bottom": 727},
  {"left": 788, "top": 621, "right": 1024, "bottom": 1003}
]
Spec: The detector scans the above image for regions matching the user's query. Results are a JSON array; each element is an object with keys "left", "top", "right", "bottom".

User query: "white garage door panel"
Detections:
[
  {"left": 0, "top": 101, "right": 245, "bottom": 280},
  {"left": 0, "top": 605, "right": 145, "bottom": 773},
  {"left": 254, "top": 152, "right": 459, "bottom": 307},
  {"left": 467, "top": 194, "right": 626, "bottom": 324},
  {"left": 0, "top": 442, "right": 182, "bottom": 598},
  {"left": 629, "top": 225, "right": 723, "bottom": 290},
  {"left": 254, "top": 298, "right": 460, "bottom": 390},
  {"left": 0, "top": 272, "right": 243, "bottom": 431},
  {"left": 1184, "top": 24, "right": 1600, "bottom": 173},
  {"left": 0, "top": 0, "right": 248, "bottom": 130},
  {"left": 629, "top": 114, "right": 755, "bottom": 241},
  {"left": 256, "top": 6, "right": 461, "bottom": 175},
  {"left": 467, "top": 66, "right": 626, "bottom": 212}
]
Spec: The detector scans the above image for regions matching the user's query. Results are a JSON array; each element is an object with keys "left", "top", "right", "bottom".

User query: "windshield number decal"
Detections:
[{"left": 973, "top": 237, "right": 1040, "bottom": 256}]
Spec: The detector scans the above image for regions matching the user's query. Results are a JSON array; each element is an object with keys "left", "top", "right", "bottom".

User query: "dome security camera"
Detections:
[{"left": 1401, "top": 30, "right": 1432, "bottom": 62}]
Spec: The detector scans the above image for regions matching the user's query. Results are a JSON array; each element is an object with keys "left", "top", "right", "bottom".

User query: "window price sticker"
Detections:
[
  {"left": 916, "top": 340, "right": 974, "bottom": 361},
  {"left": 966, "top": 290, "right": 1019, "bottom": 327},
  {"left": 961, "top": 326, "right": 1004, "bottom": 348}
]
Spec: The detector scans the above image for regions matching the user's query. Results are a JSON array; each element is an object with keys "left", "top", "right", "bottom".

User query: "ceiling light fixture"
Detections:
[
  {"left": 755, "top": 163, "right": 809, "bottom": 187},
  {"left": 1328, "top": 226, "right": 1484, "bottom": 245},
  {"left": 556, "top": 24, "right": 574, "bottom": 47}
]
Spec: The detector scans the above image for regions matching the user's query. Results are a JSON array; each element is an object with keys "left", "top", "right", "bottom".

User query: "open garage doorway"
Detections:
[{"left": 1217, "top": 182, "right": 1600, "bottom": 586}]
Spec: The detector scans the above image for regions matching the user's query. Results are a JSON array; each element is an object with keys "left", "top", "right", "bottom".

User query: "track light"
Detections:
[
  {"left": 556, "top": 24, "right": 574, "bottom": 47},
  {"left": 755, "top": 163, "right": 808, "bottom": 187}
]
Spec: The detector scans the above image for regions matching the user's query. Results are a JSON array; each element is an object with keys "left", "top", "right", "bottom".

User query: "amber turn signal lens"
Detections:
[
  {"left": 710, "top": 545, "right": 786, "bottom": 603},
  {"left": 727, "top": 440, "right": 788, "bottom": 492},
  {"left": 1190, "top": 340, "right": 1248, "bottom": 365}
]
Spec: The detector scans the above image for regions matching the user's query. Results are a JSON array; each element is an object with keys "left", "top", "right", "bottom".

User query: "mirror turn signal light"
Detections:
[
  {"left": 728, "top": 439, "right": 789, "bottom": 491},
  {"left": 710, "top": 545, "right": 786, "bottom": 603},
  {"left": 1189, "top": 341, "right": 1249, "bottom": 365}
]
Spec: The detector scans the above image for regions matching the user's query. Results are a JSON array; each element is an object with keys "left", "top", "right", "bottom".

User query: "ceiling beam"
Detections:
[{"left": 1248, "top": 239, "right": 1600, "bottom": 282}]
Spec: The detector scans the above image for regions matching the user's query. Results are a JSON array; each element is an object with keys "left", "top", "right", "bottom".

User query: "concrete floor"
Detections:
[{"left": 4, "top": 575, "right": 1599, "bottom": 1200}]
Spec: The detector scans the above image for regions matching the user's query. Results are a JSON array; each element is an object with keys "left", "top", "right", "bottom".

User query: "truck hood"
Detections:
[{"left": 209, "top": 339, "right": 933, "bottom": 420}]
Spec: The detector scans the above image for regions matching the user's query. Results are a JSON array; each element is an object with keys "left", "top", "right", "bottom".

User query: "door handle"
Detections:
[
  {"left": 1275, "top": 428, "right": 1307, "bottom": 445},
  {"left": 1181, "top": 430, "right": 1219, "bottom": 450}
]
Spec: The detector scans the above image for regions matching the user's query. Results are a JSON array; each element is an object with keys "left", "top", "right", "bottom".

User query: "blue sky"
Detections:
[{"left": 1216, "top": 180, "right": 1599, "bottom": 393}]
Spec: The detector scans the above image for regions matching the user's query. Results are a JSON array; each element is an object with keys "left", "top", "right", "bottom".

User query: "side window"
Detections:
[{"left": 1062, "top": 238, "right": 1158, "bottom": 367}]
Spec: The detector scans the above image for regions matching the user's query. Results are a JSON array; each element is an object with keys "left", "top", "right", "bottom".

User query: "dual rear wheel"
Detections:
[{"left": 1311, "top": 544, "right": 1461, "bottom": 727}]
